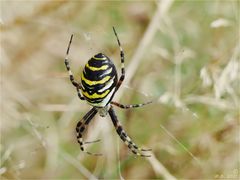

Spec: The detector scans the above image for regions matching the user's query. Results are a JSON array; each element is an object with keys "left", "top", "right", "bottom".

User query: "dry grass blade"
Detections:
[{"left": 147, "top": 152, "right": 177, "bottom": 180}]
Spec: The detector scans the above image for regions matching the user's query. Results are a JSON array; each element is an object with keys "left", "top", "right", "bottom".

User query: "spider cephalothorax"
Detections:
[{"left": 64, "top": 27, "right": 152, "bottom": 157}]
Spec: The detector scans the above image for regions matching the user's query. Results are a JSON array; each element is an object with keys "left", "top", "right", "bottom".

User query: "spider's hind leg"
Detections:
[
  {"left": 108, "top": 106, "right": 151, "bottom": 157},
  {"left": 76, "top": 107, "right": 102, "bottom": 156}
]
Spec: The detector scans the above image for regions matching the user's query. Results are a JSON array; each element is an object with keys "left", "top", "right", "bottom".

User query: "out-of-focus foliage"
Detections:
[{"left": 1, "top": 1, "right": 239, "bottom": 179}]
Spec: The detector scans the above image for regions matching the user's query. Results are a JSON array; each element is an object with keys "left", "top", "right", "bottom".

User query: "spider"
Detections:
[{"left": 64, "top": 27, "right": 152, "bottom": 157}]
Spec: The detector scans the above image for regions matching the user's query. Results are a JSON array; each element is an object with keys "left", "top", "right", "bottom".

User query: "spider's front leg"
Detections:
[
  {"left": 76, "top": 86, "right": 85, "bottom": 101},
  {"left": 64, "top": 34, "right": 85, "bottom": 100},
  {"left": 113, "top": 27, "right": 125, "bottom": 92},
  {"left": 108, "top": 105, "right": 151, "bottom": 157},
  {"left": 76, "top": 107, "right": 102, "bottom": 156}
]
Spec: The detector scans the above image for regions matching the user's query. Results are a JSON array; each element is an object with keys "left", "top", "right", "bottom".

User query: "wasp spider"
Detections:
[{"left": 64, "top": 27, "right": 152, "bottom": 157}]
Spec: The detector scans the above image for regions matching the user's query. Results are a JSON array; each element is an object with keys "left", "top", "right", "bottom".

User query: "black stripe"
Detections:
[
  {"left": 117, "top": 126, "right": 122, "bottom": 135},
  {"left": 88, "top": 59, "right": 109, "bottom": 68},
  {"left": 82, "top": 54, "right": 118, "bottom": 82},
  {"left": 82, "top": 75, "right": 117, "bottom": 92},
  {"left": 81, "top": 81, "right": 114, "bottom": 95},
  {"left": 83, "top": 65, "right": 114, "bottom": 81},
  {"left": 84, "top": 96, "right": 105, "bottom": 103},
  {"left": 77, "top": 134, "right": 82, "bottom": 138},
  {"left": 94, "top": 53, "right": 105, "bottom": 59},
  {"left": 80, "top": 126, "right": 85, "bottom": 133},
  {"left": 88, "top": 53, "right": 111, "bottom": 67}
]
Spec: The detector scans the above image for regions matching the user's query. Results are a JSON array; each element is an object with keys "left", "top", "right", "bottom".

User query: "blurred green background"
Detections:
[{"left": 1, "top": 0, "right": 239, "bottom": 179}]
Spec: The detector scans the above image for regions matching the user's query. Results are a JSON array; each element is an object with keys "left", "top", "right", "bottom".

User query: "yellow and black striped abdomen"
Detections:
[{"left": 81, "top": 53, "right": 118, "bottom": 107}]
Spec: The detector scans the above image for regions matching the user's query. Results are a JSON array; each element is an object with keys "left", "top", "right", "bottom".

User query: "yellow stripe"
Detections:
[
  {"left": 86, "top": 63, "right": 108, "bottom": 71},
  {"left": 82, "top": 89, "right": 110, "bottom": 99},
  {"left": 93, "top": 56, "right": 107, "bottom": 60},
  {"left": 81, "top": 73, "right": 111, "bottom": 86}
]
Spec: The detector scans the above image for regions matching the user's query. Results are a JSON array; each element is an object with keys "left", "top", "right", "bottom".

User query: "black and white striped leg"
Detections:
[
  {"left": 112, "top": 27, "right": 125, "bottom": 92},
  {"left": 111, "top": 101, "right": 152, "bottom": 109},
  {"left": 76, "top": 107, "right": 102, "bottom": 156},
  {"left": 65, "top": 35, "right": 85, "bottom": 100},
  {"left": 108, "top": 106, "right": 151, "bottom": 157},
  {"left": 64, "top": 34, "right": 79, "bottom": 88}
]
